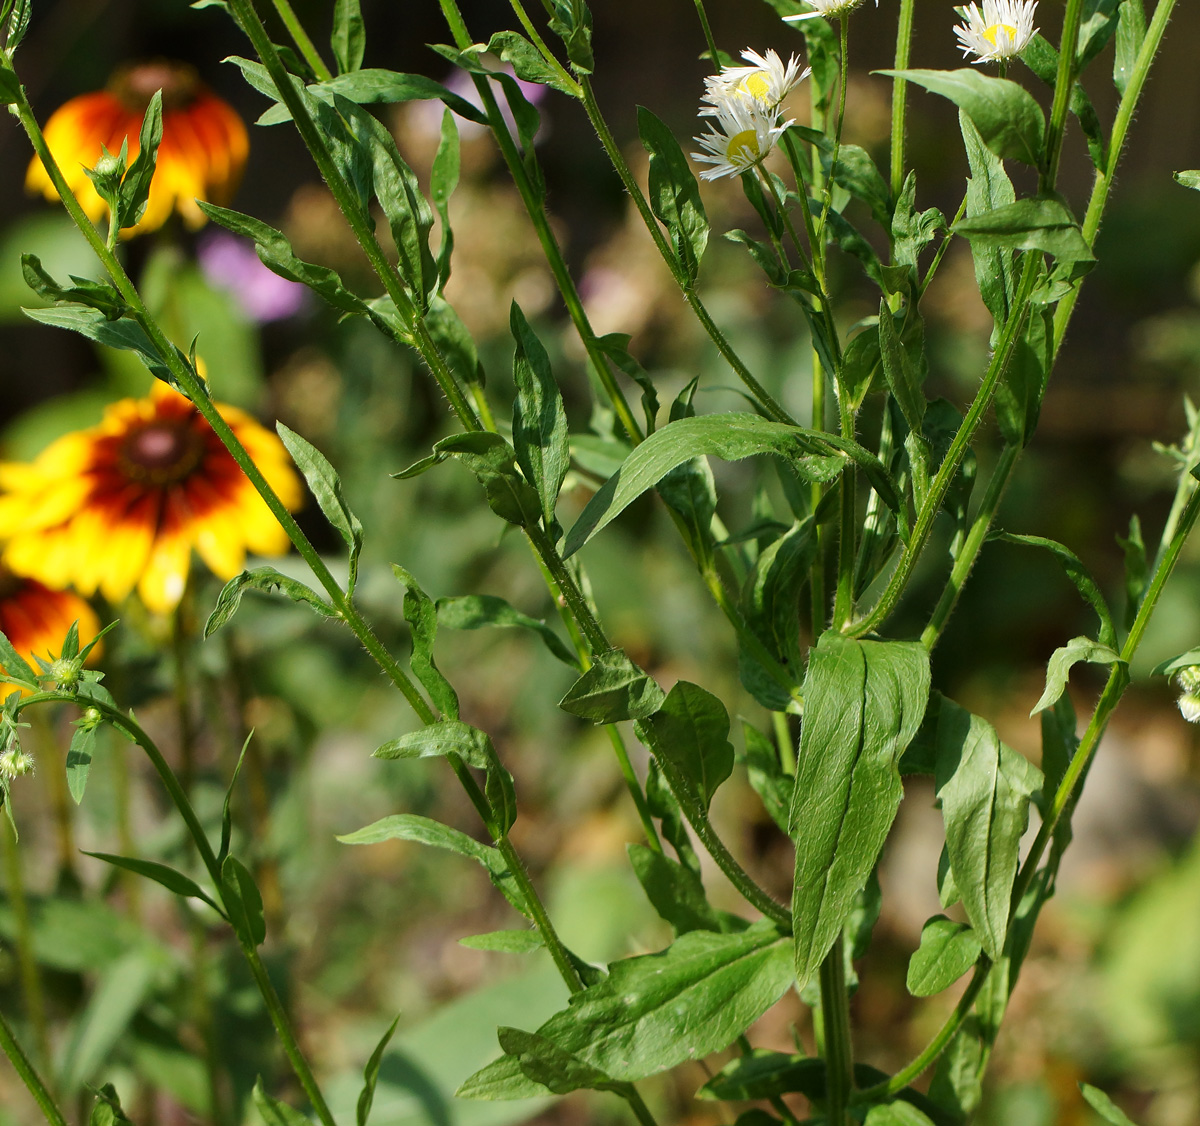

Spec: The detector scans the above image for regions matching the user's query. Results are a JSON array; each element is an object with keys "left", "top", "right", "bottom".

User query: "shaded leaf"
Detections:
[
  {"left": 459, "top": 929, "right": 545, "bottom": 952},
  {"left": 906, "top": 916, "right": 982, "bottom": 997},
  {"left": 437, "top": 594, "right": 577, "bottom": 666},
  {"left": 1031, "top": 636, "right": 1123, "bottom": 716},
  {"left": 357, "top": 1014, "right": 400, "bottom": 1126},
  {"left": 253, "top": 1079, "right": 311, "bottom": 1126},
  {"left": 332, "top": 0, "right": 365, "bottom": 75},
  {"left": 66, "top": 724, "right": 96, "bottom": 804},
  {"left": 83, "top": 851, "right": 222, "bottom": 915},
  {"left": 628, "top": 843, "right": 721, "bottom": 935},
  {"left": 1080, "top": 1083, "right": 1140, "bottom": 1126},
  {"left": 643, "top": 680, "right": 733, "bottom": 810},
  {"left": 638, "top": 106, "right": 709, "bottom": 285},
  {"left": 558, "top": 650, "right": 664, "bottom": 723},
  {"left": 204, "top": 567, "right": 337, "bottom": 638},
  {"left": 221, "top": 855, "right": 266, "bottom": 946},
  {"left": 497, "top": 1027, "right": 621, "bottom": 1095},
  {"left": 954, "top": 197, "right": 1094, "bottom": 266},
  {"left": 391, "top": 564, "right": 460, "bottom": 721}
]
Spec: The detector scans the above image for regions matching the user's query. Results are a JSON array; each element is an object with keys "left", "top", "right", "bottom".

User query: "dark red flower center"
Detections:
[
  {"left": 119, "top": 422, "right": 205, "bottom": 486},
  {"left": 108, "top": 60, "right": 200, "bottom": 113}
]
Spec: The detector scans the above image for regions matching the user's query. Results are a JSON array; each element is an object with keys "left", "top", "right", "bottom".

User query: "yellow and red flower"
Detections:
[
  {"left": 26, "top": 60, "right": 248, "bottom": 236},
  {"left": 0, "top": 383, "right": 301, "bottom": 615},
  {"left": 0, "top": 573, "right": 100, "bottom": 681}
]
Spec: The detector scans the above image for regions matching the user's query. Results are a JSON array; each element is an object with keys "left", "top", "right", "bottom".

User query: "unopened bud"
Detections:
[
  {"left": 93, "top": 152, "right": 123, "bottom": 178},
  {"left": 1177, "top": 665, "right": 1200, "bottom": 695},
  {"left": 0, "top": 746, "right": 34, "bottom": 780},
  {"left": 50, "top": 658, "right": 80, "bottom": 689},
  {"left": 1179, "top": 691, "right": 1200, "bottom": 724}
]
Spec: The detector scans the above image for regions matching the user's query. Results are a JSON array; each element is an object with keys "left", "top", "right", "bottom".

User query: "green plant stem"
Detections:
[
  {"left": 10, "top": 76, "right": 439, "bottom": 730},
  {"left": 575, "top": 76, "right": 796, "bottom": 426},
  {"left": 171, "top": 600, "right": 197, "bottom": 791},
  {"left": 268, "top": 0, "right": 332, "bottom": 81},
  {"left": 846, "top": 252, "right": 1039, "bottom": 638},
  {"left": 1052, "top": 0, "right": 1179, "bottom": 346},
  {"left": 503, "top": 0, "right": 581, "bottom": 95},
  {"left": 817, "top": 935, "right": 853, "bottom": 1126},
  {"left": 0, "top": 1006, "right": 68, "bottom": 1126},
  {"left": 1040, "top": 0, "right": 1085, "bottom": 194},
  {"left": 889, "top": 0, "right": 916, "bottom": 197},
  {"left": 30, "top": 711, "right": 76, "bottom": 884},
  {"left": 690, "top": 0, "right": 721, "bottom": 68},
  {"left": 0, "top": 815, "right": 50, "bottom": 1077},
  {"left": 498, "top": 837, "right": 584, "bottom": 991},
  {"left": 440, "top": 0, "right": 642, "bottom": 446},
  {"left": 639, "top": 726, "right": 791, "bottom": 929},
  {"left": 920, "top": 444, "right": 1020, "bottom": 650},
  {"left": 852, "top": 960, "right": 990, "bottom": 1102},
  {"left": 919, "top": 194, "right": 968, "bottom": 298},
  {"left": 816, "top": 19, "right": 851, "bottom": 246},
  {"left": 14, "top": 693, "right": 340, "bottom": 1126},
  {"left": 772, "top": 711, "right": 796, "bottom": 776},
  {"left": 1013, "top": 480, "right": 1200, "bottom": 910}
]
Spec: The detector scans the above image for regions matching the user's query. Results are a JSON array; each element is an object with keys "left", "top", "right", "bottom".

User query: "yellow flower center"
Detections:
[
  {"left": 983, "top": 22, "right": 1017, "bottom": 47},
  {"left": 727, "top": 129, "right": 762, "bottom": 166},
  {"left": 119, "top": 422, "right": 205, "bottom": 486},
  {"left": 740, "top": 71, "right": 772, "bottom": 103}
]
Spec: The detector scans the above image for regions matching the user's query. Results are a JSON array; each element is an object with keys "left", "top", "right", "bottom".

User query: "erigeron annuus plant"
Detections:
[{"left": 1, "top": 0, "right": 1200, "bottom": 1123}]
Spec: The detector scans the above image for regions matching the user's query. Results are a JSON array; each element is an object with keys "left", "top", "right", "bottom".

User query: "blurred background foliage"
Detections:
[{"left": 2, "top": 1, "right": 1200, "bottom": 1124}]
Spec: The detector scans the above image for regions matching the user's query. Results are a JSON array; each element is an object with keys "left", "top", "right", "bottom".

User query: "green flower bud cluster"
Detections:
[{"left": 1176, "top": 665, "right": 1200, "bottom": 723}]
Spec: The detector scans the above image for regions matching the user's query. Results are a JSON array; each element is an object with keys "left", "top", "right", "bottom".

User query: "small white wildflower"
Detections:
[
  {"left": 954, "top": 0, "right": 1038, "bottom": 63},
  {"left": 783, "top": 0, "right": 876, "bottom": 23},
  {"left": 693, "top": 96, "right": 793, "bottom": 181},
  {"left": 703, "top": 48, "right": 809, "bottom": 112}
]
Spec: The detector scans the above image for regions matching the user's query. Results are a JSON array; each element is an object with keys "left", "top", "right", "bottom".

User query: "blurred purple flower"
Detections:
[{"left": 197, "top": 231, "right": 309, "bottom": 323}]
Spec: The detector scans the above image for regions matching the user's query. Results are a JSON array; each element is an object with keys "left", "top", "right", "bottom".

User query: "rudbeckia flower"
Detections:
[
  {"left": 26, "top": 60, "right": 248, "bottom": 237},
  {"left": 954, "top": 0, "right": 1038, "bottom": 63},
  {"left": 0, "top": 573, "right": 101, "bottom": 683},
  {"left": 0, "top": 383, "right": 301, "bottom": 615}
]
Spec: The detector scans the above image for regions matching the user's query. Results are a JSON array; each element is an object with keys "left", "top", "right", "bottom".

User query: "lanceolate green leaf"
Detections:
[
  {"left": 252, "top": 1080, "right": 312, "bottom": 1126},
  {"left": 204, "top": 566, "right": 337, "bottom": 638},
  {"left": 83, "top": 852, "right": 223, "bottom": 915},
  {"left": 461, "top": 923, "right": 792, "bottom": 1091},
  {"left": 436, "top": 594, "right": 577, "bottom": 666},
  {"left": 879, "top": 68, "right": 1045, "bottom": 166},
  {"left": 391, "top": 565, "right": 460, "bottom": 721},
  {"left": 332, "top": 0, "right": 366, "bottom": 75},
  {"left": 66, "top": 725, "right": 96, "bottom": 803},
  {"left": 628, "top": 843, "right": 722, "bottom": 934},
  {"left": 276, "top": 422, "right": 365, "bottom": 593},
  {"left": 563, "top": 413, "right": 899, "bottom": 557},
  {"left": 790, "top": 634, "right": 930, "bottom": 988},
  {"left": 221, "top": 855, "right": 266, "bottom": 946},
  {"left": 357, "top": 1014, "right": 400, "bottom": 1126},
  {"left": 1030, "top": 635, "right": 1123, "bottom": 716},
  {"left": 931, "top": 698, "right": 1043, "bottom": 959},
  {"left": 496, "top": 1028, "right": 621, "bottom": 1095},
  {"left": 1079, "top": 1083, "right": 1140, "bottom": 1126},
  {"left": 337, "top": 814, "right": 531, "bottom": 918},
  {"left": 510, "top": 303, "right": 570, "bottom": 529},
  {"left": 637, "top": 106, "right": 709, "bottom": 286}
]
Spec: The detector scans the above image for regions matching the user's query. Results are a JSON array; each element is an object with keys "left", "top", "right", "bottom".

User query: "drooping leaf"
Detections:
[
  {"left": 879, "top": 68, "right": 1045, "bottom": 166},
  {"left": 790, "top": 634, "right": 931, "bottom": 987},
  {"left": 548, "top": 0, "right": 594, "bottom": 73},
  {"left": 83, "top": 851, "right": 223, "bottom": 915},
  {"left": 394, "top": 431, "right": 541, "bottom": 527},
  {"left": 994, "top": 531, "right": 1116, "bottom": 649},
  {"left": 960, "top": 110, "right": 1016, "bottom": 325},
  {"left": 637, "top": 106, "right": 709, "bottom": 286},
  {"left": 906, "top": 916, "right": 982, "bottom": 997},
  {"left": 437, "top": 594, "right": 577, "bottom": 666},
  {"left": 698, "top": 1051, "right": 824, "bottom": 1101},
  {"left": 486, "top": 31, "right": 576, "bottom": 94},
  {"left": 204, "top": 566, "right": 337, "bottom": 638},
  {"left": 564, "top": 413, "right": 899, "bottom": 557},
  {"left": 277, "top": 422, "right": 364, "bottom": 594},
  {"left": 337, "top": 814, "right": 531, "bottom": 917},
  {"left": 66, "top": 724, "right": 96, "bottom": 804},
  {"left": 1031, "top": 636, "right": 1124, "bottom": 716},
  {"left": 510, "top": 304, "right": 570, "bottom": 530},
  {"left": 197, "top": 202, "right": 368, "bottom": 315},
  {"left": 558, "top": 650, "right": 664, "bottom": 723},
  {"left": 391, "top": 564, "right": 460, "bottom": 721},
  {"left": 497, "top": 1027, "right": 621, "bottom": 1095},
  {"left": 931, "top": 698, "right": 1043, "bottom": 959},
  {"left": 628, "top": 843, "right": 721, "bottom": 935}
]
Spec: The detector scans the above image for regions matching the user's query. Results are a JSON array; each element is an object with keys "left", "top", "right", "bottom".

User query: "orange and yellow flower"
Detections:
[
  {"left": 0, "top": 383, "right": 301, "bottom": 615},
  {"left": 26, "top": 60, "right": 248, "bottom": 236},
  {"left": 0, "top": 573, "right": 100, "bottom": 681}
]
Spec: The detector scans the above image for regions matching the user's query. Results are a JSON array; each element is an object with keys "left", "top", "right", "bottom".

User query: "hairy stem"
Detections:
[{"left": 0, "top": 1006, "right": 69, "bottom": 1126}]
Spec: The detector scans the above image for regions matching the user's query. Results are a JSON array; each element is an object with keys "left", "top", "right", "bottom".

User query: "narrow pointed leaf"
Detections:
[
  {"left": 83, "top": 851, "right": 223, "bottom": 914},
  {"left": 357, "top": 1014, "right": 400, "bottom": 1126}
]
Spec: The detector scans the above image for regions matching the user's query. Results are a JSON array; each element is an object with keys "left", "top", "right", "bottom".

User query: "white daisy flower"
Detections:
[
  {"left": 693, "top": 96, "right": 794, "bottom": 180},
  {"left": 703, "top": 48, "right": 809, "bottom": 111},
  {"left": 953, "top": 0, "right": 1038, "bottom": 63},
  {"left": 783, "top": 0, "right": 875, "bottom": 23}
]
